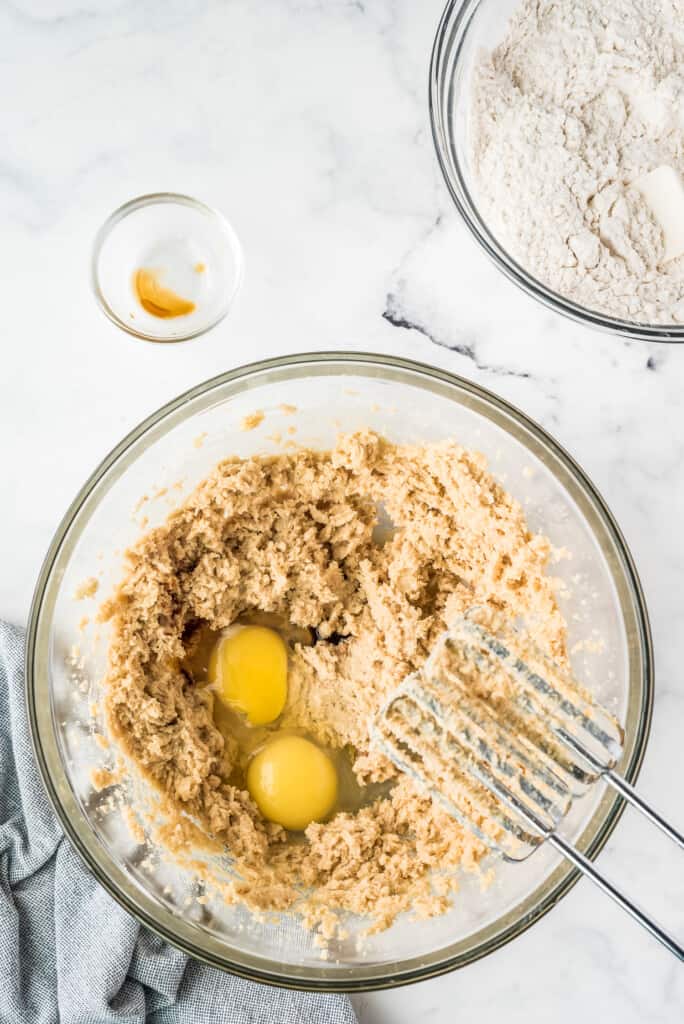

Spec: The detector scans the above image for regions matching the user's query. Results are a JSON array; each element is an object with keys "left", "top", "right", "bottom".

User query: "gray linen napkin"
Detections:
[{"left": 0, "top": 621, "right": 357, "bottom": 1024}]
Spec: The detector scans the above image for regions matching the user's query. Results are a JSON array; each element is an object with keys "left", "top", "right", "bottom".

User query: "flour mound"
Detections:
[{"left": 471, "top": 0, "right": 684, "bottom": 324}]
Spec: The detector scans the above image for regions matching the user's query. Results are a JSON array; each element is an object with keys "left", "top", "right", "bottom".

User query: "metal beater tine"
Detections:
[
  {"left": 370, "top": 714, "right": 528, "bottom": 860},
  {"left": 446, "top": 617, "right": 624, "bottom": 768},
  {"left": 408, "top": 674, "right": 572, "bottom": 826},
  {"left": 375, "top": 682, "right": 554, "bottom": 859},
  {"left": 447, "top": 616, "right": 684, "bottom": 852},
  {"left": 430, "top": 646, "right": 597, "bottom": 795}
]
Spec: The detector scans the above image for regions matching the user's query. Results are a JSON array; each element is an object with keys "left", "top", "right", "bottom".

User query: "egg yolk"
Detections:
[
  {"left": 208, "top": 625, "right": 287, "bottom": 726},
  {"left": 247, "top": 735, "right": 338, "bottom": 831}
]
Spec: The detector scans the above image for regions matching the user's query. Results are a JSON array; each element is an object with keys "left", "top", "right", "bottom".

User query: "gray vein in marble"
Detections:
[{"left": 382, "top": 291, "right": 532, "bottom": 379}]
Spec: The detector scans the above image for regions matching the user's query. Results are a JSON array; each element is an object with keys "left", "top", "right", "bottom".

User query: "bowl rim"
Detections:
[
  {"left": 90, "top": 191, "right": 244, "bottom": 344},
  {"left": 25, "top": 351, "right": 654, "bottom": 991},
  {"left": 429, "top": 0, "right": 684, "bottom": 343}
]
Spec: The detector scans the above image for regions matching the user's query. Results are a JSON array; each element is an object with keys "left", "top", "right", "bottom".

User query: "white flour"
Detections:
[{"left": 471, "top": 0, "right": 684, "bottom": 324}]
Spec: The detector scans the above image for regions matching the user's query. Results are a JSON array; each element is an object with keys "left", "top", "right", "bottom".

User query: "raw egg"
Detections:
[
  {"left": 208, "top": 625, "right": 287, "bottom": 726},
  {"left": 247, "top": 735, "right": 338, "bottom": 830}
]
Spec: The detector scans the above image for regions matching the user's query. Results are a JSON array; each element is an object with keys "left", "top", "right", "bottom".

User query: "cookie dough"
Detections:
[{"left": 100, "top": 430, "right": 567, "bottom": 932}]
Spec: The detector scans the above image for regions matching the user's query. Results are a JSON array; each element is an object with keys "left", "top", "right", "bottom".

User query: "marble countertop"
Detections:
[{"left": 1, "top": 1, "right": 682, "bottom": 1020}]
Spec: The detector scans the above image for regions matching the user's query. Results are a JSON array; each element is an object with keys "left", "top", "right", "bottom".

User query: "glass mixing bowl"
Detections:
[
  {"left": 430, "top": 0, "right": 684, "bottom": 343},
  {"left": 26, "top": 353, "right": 652, "bottom": 990}
]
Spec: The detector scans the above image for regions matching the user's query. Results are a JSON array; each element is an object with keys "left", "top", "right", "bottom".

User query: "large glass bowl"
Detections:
[
  {"left": 430, "top": 0, "right": 684, "bottom": 343},
  {"left": 26, "top": 353, "right": 652, "bottom": 991}
]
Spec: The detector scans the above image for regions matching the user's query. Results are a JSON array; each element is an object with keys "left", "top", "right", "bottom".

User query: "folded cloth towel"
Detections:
[{"left": 0, "top": 621, "right": 357, "bottom": 1024}]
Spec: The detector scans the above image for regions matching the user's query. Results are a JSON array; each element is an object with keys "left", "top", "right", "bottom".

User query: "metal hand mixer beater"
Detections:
[{"left": 372, "top": 613, "right": 684, "bottom": 959}]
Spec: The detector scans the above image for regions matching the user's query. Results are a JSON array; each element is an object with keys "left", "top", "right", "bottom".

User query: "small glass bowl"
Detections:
[
  {"left": 26, "top": 353, "right": 652, "bottom": 990},
  {"left": 91, "top": 193, "right": 243, "bottom": 343},
  {"left": 430, "top": 0, "right": 684, "bottom": 343}
]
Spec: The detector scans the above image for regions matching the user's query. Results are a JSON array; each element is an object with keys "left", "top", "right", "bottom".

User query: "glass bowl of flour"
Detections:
[{"left": 431, "top": 0, "right": 684, "bottom": 341}]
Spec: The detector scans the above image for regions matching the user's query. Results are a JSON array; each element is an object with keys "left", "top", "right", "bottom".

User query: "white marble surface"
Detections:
[{"left": 1, "top": 0, "right": 682, "bottom": 1020}]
